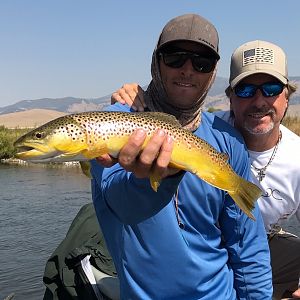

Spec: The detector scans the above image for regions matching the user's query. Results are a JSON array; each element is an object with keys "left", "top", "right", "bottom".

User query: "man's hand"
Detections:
[
  {"left": 96, "top": 154, "right": 117, "bottom": 168},
  {"left": 111, "top": 83, "right": 146, "bottom": 112},
  {"left": 118, "top": 129, "right": 177, "bottom": 179},
  {"left": 96, "top": 129, "right": 179, "bottom": 179}
]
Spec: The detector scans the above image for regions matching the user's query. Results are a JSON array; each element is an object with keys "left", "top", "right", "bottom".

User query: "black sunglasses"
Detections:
[
  {"left": 159, "top": 51, "right": 216, "bottom": 73},
  {"left": 234, "top": 82, "right": 286, "bottom": 98}
]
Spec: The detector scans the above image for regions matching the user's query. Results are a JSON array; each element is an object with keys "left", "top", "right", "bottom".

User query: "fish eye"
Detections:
[{"left": 34, "top": 132, "right": 43, "bottom": 139}]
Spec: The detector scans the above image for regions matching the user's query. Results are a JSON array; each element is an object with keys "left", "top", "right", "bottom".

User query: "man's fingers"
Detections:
[
  {"left": 111, "top": 83, "right": 137, "bottom": 106},
  {"left": 119, "top": 129, "right": 168, "bottom": 178},
  {"left": 123, "top": 83, "right": 139, "bottom": 93},
  {"left": 138, "top": 130, "right": 165, "bottom": 165},
  {"left": 111, "top": 83, "right": 146, "bottom": 112},
  {"left": 119, "top": 89, "right": 135, "bottom": 107},
  {"left": 123, "top": 83, "right": 139, "bottom": 100},
  {"left": 153, "top": 135, "right": 179, "bottom": 179},
  {"left": 155, "top": 135, "right": 173, "bottom": 169},
  {"left": 135, "top": 130, "right": 166, "bottom": 178},
  {"left": 111, "top": 92, "right": 125, "bottom": 105},
  {"left": 97, "top": 130, "right": 177, "bottom": 181},
  {"left": 118, "top": 129, "right": 146, "bottom": 171},
  {"left": 122, "top": 83, "right": 140, "bottom": 111},
  {"left": 96, "top": 154, "right": 118, "bottom": 168}
]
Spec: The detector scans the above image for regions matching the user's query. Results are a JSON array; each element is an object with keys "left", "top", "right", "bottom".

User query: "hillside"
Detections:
[
  {"left": 1, "top": 104, "right": 299, "bottom": 129},
  {"left": 0, "top": 96, "right": 111, "bottom": 115},
  {"left": 0, "top": 109, "right": 67, "bottom": 128},
  {"left": 0, "top": 76, "right": 298, "bottom": 116},
  {"left": 286, "top": 104, "right": 300, "bottom": 116},
  {"left": 0, "top": 76, "right": 299, "bottom": 128}
]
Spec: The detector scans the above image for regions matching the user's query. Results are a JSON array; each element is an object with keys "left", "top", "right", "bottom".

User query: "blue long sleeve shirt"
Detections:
[{"left": 91, "top": 103, "right": 272, "bottom": 300}]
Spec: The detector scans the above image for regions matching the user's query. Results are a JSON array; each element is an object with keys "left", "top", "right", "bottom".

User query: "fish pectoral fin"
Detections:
[
  {"left": 150, "top": 172, "right": 162, "bottom": 192},
  {"left": 150, "top": 162, "right": 185, "bottom": 191},
  {"left": 79, "top": 161, "right": 92, "bottom": 178},
  {"left": 81, "top": 146, "right": 109, "bottom": 160}
]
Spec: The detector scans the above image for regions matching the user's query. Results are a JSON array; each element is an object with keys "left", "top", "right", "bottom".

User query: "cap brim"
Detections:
[
  {"left": 231, "top": 70, "right": 288, "bottom": 88},
  {"left": 158, "top": 39, "right": 220, "bottom": 59}
]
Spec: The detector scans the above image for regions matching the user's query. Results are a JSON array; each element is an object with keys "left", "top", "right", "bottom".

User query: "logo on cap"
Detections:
[{"left": 243, "top": 47, "right": 275, "bottom": 66}]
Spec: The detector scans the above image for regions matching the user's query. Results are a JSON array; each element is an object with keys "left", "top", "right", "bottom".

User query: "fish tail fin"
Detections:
[{"left": 228, "top": 178, "right": 262, "bottom": 220}]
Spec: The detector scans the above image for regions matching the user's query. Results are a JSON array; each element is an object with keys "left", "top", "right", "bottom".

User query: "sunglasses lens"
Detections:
[
  {"left": 192, "top": 56, "right": 215, "bottom": 73},
  {"left": 262, "top": 83, "right": 284, "bottom": 97},
  {"left": 162, "top": 53, "right": 188, "bottom": 68},
  {"left": 160, "top": 51, "right": 215, "bottom": 73},
  {"left": 234, "top": 84, "right": 256, "bottom": 98},
  {"left": 234, "top": 82, "right": 285, "bottom": 98}
]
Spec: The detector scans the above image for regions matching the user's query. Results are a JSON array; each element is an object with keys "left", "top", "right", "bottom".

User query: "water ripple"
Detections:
[{"left": 0, "top": 164, "right": 91, "bottom": 299}]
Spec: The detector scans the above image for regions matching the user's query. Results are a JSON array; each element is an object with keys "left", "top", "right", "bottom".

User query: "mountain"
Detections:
[
  {"left": 0, "top": 96, "right": 111, "bottom": 115},
  {"left": 0, "top": 76, "right": 299, "bottom": 115},
  {"left": 287, "top": 76, "right": 300, "bottom": 105}
]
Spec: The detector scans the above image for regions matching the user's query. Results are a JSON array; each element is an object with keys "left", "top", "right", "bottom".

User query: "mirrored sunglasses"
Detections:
[
  {"left": 234, "top": 82, "right": 285, "bottom": 98},
  {"left": 159, "top": 51, "right": 216, "bottom": 73}
]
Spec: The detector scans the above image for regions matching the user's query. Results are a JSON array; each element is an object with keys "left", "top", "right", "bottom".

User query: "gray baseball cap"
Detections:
[
  {"left": 230, "top": 40, "right": 288, "bottom": 88},
  {"left": 157, "top": 14, "right": 220, "bottom": 59}
]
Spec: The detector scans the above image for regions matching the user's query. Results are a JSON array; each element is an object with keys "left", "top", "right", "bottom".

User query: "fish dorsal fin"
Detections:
[{"left": 137, "top": 112, "right": 181, "bottom": 127}]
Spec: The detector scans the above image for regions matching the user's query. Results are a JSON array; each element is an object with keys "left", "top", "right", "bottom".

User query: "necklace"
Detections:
[{"left": 252, "top": 131, "right": 282, "bottom": 182}]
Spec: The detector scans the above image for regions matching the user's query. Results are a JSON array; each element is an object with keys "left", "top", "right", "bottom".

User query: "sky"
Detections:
[{"left": 0, "top": 0, "right": 299, "bottom": 107}]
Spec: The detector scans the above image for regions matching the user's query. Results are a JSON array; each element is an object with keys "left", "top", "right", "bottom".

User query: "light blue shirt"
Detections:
[{"left": 91, "top": 104, "right": 272, "bottom": 300}]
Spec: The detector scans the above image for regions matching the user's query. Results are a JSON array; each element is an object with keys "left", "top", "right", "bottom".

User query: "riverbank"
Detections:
[{"left": 0, "top": 158, "right": 81, "bottom": 167}]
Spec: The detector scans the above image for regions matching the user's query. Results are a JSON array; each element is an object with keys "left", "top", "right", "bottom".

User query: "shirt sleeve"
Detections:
[
  {"left": 219, "top": 139, "right": 273, "bottom": 299},
  {"left": 91, "top": 160, "right": 183, "bottom": 224}
]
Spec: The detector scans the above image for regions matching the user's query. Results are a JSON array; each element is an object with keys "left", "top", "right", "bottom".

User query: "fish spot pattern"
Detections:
[{"left": 49, "top": 111, "right": 230, "bottom": 170}]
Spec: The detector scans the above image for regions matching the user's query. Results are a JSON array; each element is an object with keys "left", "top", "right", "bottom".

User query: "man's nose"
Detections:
[
  {"left": 180, "top": 58, "right": 195, "bottom": 74},
  {"left": 250, "top": 89, "right": 267, "bottom": 105}
]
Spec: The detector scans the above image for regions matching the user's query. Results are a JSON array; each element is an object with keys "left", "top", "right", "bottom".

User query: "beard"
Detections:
[
  {"left": 243, "top": 107, "right": 276, "bottom": 135},
  {"left": 244, "top": 119, "right": 275, "bottom": 135}
]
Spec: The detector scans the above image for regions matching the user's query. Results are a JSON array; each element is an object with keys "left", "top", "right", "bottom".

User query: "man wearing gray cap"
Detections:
[
  {"left": 221, "top": 40, "right": 300, "bottom": 299},
  {"left": 91, "top": 14, "right": 272, "bottom": 299}
]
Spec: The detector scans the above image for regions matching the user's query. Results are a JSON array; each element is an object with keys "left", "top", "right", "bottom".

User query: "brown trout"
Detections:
[{"left": 13, "top": 111, "right": 261, "bottom": 219}]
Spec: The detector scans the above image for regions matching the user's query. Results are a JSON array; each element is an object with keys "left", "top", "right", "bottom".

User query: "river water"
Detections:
[
  {"left": 0, "top": 163, "right": 91, "bottom": 299},
  {"left": 0, "top": 163, "right": 299, "bottom": 299}
]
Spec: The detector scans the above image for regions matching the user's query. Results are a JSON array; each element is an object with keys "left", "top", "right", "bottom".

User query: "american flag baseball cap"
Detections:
[{"left": 229, "top": 40, "right": 288, "bottom": 88}]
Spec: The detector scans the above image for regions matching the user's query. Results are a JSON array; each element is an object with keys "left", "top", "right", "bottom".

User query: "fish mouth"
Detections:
[
  {"left": 14, "top": 142, "right": 60, "bottom": 162},
  {"left": 14, "top": 142, "right": 86, "bottom": 163},
  {"left": 15, "top": 145, "right": 35, "bottom": 153}
]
